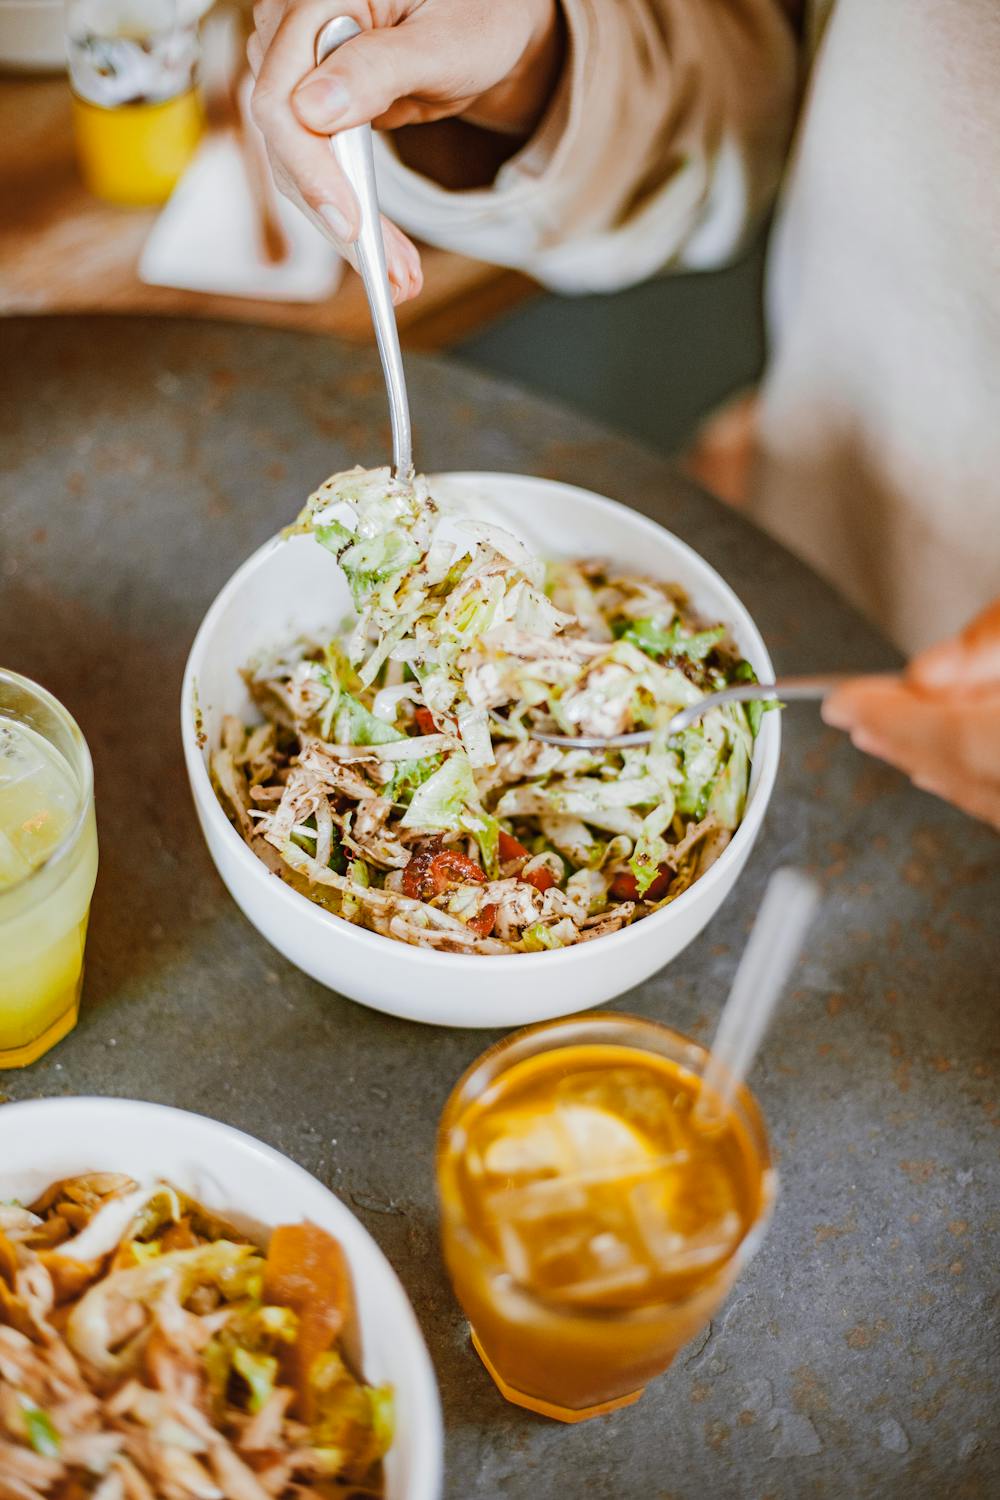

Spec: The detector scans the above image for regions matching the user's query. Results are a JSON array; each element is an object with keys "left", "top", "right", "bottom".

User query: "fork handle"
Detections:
[
  {"left": 667, "top": 673, "right": 851, "bottom": 734},
  {"left": 531, "top": 673, "right": 854, "bottom": 749}
]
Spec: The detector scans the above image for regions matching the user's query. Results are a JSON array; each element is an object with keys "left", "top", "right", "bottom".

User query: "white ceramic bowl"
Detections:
[
  {"left": 182, "top": 472, "right": 780, "bottom": 1028},
  {"left": 0, "top": 1097, "right": 443, "bottom": 1500}
]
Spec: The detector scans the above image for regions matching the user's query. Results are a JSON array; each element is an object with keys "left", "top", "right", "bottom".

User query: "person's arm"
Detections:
[
  {"left": 823, "top": 600, "right": 1000, "bottom": 831},
  {"left": 378, "top": 0, "right": 801, "bottom": 293},
  {"left": 248, "top": 0, "right": 799, "bottom": 298}
]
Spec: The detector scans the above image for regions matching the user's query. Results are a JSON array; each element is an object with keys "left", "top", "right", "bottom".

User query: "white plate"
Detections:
[
  {"left": 0, "top": 1097, "right": 443, "bottom": 1500},
  {"left": 182, "top": 471, "right": 780, "bottom": 1027}
]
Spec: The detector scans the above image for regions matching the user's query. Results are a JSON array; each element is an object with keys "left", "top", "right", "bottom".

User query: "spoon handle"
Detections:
[{"left": 316, "top": 17, "right": 413, "bottom": 478}]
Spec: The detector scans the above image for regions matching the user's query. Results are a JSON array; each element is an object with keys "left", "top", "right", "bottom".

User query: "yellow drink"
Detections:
[
  {"left": 0, "top": 675, "right": 98, "bottom": 1068},
  {"left": 71, "top": 88, "right": 203, "bottom": 206},
  {"left": 438, "top": 1016, "right": 775, "bottom": 1421}
]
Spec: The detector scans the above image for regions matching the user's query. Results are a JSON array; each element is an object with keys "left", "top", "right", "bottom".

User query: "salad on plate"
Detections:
[
  {"left": 213, "top": 468, "right": 769, "bottom": 955},
  {"left": 0, "top": 1174, "right": 390, "bottom": 1497}
]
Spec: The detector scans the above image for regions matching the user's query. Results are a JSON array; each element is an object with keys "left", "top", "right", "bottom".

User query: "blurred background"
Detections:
[{"left": 0, "top": 0, "right": 765, "bottom": 468}]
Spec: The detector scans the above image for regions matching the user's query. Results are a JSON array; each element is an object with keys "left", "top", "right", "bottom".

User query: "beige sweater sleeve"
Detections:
[{"left": 373, "top": 0, "right": 800, "bottom": 293}]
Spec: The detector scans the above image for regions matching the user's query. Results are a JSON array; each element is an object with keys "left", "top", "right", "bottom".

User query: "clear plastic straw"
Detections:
[{"left": 695, "top": 868, "right": 820, "bottom": 1127}]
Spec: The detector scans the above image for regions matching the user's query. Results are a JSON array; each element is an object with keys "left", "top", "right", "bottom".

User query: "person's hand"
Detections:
[
  {"left": 822, "top": 599, "right": 1000, "bottom": 829},
  {"left": 247, "top": 0, "right": 563, "bottom": 301}
]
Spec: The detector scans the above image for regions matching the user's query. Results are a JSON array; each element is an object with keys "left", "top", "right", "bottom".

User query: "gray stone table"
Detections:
[{"left": 1, "top": 317, "right": 997, "bottom": 1499}]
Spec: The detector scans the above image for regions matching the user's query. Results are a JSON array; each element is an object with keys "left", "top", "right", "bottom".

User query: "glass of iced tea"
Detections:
[
  {"left": 437, "top": 1013, "right": 776, "bottom": 1422},
  {"left": 0, "top": 671, "right": 98, "bottom": 1068}
]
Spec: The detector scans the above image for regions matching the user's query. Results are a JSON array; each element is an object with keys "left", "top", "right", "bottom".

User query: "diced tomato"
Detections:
[
  {"left": 414, "top": 706, "right": 437, "bottom": 735},
  {"left": 401, "top": 845, "right": 440, "bottom": 899},
  {"left": 402, "top": 845, "right": 487, "bottom": 900},
  {"left": 609, "top": 870, "right": 639, "bottom": 901},
  {"left": 610, "top": 864, "right": 672, "bottom": 903},
  {"left": 430, "top": 850, "right": 487, "bottom": 892},
  {"left": 523, "top": 866, "right": 557, "bottom": 894},
  {"left": 498, "top": 829, "right": 530, "bottom": 863},
  {"left": 467, "top": 903, "right": 498, "bottom": 937}
]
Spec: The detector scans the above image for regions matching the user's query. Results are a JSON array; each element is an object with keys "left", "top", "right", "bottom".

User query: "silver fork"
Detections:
[
  {"left": 315, "top": 16, "right": 413, "bottom": 478},
  {"left": 527, "top": 674, "right": 850, "bottom": 749}
]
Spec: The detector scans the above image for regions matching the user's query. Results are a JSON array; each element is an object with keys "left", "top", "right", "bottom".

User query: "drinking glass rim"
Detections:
[
  {"left": 0, "top": 668, "right": 95, "bottom": 909},
  {"left": 437, "top": 1012, "right": 777, "bottom": 1326}
]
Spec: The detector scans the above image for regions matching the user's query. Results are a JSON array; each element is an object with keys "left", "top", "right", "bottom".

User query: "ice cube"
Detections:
[
  {"left": 0, "top": 722, "right": 48, "bottom": 789},
  {"left": 547, "top": 1257, "right": 653, "bottom": 1303},
  {"left": 629, "top": 1179, "right": 742, "bottom": 1275},
  {"left": 486, "top": 1173, "right": 590, "bottom": 1224},
  {"left": 0, "top": 724, "right": 78, "bottom": 866},
  {"left": 0, "top": 828, "right": 32, "bottom": 890},
  {"left": 495, "top": 1201, "right": 654, "bottom": 1302}
]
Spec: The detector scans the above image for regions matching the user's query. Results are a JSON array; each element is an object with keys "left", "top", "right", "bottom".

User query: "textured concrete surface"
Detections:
[{"left": 1, "top": 317, "right": 997, "bottom": 1500}]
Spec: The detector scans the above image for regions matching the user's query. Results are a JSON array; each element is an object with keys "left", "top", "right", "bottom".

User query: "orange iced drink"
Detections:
[{"left": 437, "top": 1014, "right": 775, "bottom": 1421}]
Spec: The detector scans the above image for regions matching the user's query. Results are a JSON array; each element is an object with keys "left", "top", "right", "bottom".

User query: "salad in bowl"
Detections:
[{"left": 211, "top": 468, "right": 770, "bottom": 957}]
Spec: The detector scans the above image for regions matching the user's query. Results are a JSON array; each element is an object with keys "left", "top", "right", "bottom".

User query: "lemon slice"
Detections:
[{"left": 483, "top": 1103, "right": 654, "bottom": 1177}]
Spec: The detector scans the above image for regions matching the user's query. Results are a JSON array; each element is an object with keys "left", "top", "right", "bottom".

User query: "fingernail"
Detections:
[
  {"left": 319, "top": 202, "right": 353, "bottom": 242},
  {"left": 295, "top": 77, "right": 350, "bottom": 125}
]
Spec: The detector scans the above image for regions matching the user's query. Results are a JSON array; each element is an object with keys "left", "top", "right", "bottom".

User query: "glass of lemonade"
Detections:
[
  {"left": 437, "top": 1013, "right": 776, "bottom": 1422},
  {"left": 0, "top": 671, "right": 98, "bottom": 1068}
]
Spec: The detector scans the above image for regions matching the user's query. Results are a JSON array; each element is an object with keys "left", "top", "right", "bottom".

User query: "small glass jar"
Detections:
[
  {"left": 0, "top": 671, "right": 98, "bottom": 1068},
  {"left": 66, "top": 0, "right": 204, "bottom": 205}
]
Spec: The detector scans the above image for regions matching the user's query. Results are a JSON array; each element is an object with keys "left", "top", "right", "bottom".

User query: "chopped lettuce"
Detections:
[
  {"left": 623, "top": 617, "right": 726, "bottom": 662},
  {"left": 387, "top": 754, "right": 443, "bottom": 804},
  {"left": 628, "top": 800, "right": 676, "bottom": 896},
  {"left": 20, "top": 1399, "right": 60, "bottom": 1458},
  {"left": 400, "top": 751, "right": 479, "bottom": 834},
  {"left": 342, "top": 858, "right": 370, "bottom": 923},
  {"left": 367, "top": 1384, "right": 395, "bottom": 1458},
  {"left": 468, "top": 808, "right": 501, "bottom": 879},
  {"left": 308, "top": 1350, "right": 385, "bottom": 1479},
  {"left": 334, "top": 693, "right": 406, "bottom": 747},
  {"left": 232, "top": 1347, "right": 278, "bottom": 1414},
  {"left": 674, "top": 714, "right": 728, "bottom": 818},
  {"left": 708, "top": 733, "right": 750, "bottom": 830},
  {"left": 339, "top": 529, "right": 420, "bottom": 596},
  {"left": 315, "top": 517, "right": 356, "bottom": 557},
  {"left": 732, "top": 658, "right": 777, "bottom": 738},
  {"left": 522, "top": 921, "right": 564, "bottom": 951}
]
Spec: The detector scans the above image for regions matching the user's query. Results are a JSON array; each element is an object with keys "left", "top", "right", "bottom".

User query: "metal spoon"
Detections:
[
  {"left": 315, "top": 16, "right": 413, "bottom": 477},
  {"left": 527, "top": 673, "right": 850, "bottom": 750}
]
